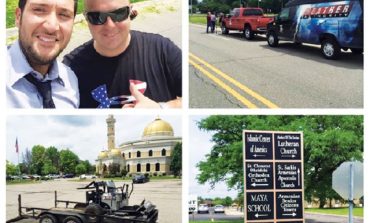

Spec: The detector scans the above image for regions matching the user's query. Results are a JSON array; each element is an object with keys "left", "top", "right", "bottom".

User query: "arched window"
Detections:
[
  {"left": 122, "top": 153, "right": 125, "bottom": 158},
  {"left": 161, "top": 149, "right": 166, "bottom": 156},
  {"left": 155, "top": 163, "right": 160, "bottom": 171},
  {"left": 127, "top": 164, "right": 130, "bottom": 172},
  {"left": 128, "top": 152, "right": 131, "bottom": 158},
  {"left": 146, "top": 163, "right": 151, "bottom": 172},
  {"left": 149, "top": 150, "right": 153, "bottom": 157},
  {"left": 137, "top": 151, "right": 141, "bottom": 158},
  {"left": 137, "top": 163, "right": 141, "bottom": 172}
]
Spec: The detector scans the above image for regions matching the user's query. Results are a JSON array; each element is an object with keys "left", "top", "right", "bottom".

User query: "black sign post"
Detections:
[{"left": 244, "top": 131, "right": 304, "bottom": 223}]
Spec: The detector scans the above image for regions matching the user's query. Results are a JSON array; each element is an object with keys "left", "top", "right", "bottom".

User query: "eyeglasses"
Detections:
[{"left": 85, "top": 6, "right": 130, "bottom": 25}]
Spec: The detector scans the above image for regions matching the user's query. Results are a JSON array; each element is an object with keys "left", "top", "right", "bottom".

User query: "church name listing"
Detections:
[{"left": 244, "top": 130, "right": 304, "bottom": 223}]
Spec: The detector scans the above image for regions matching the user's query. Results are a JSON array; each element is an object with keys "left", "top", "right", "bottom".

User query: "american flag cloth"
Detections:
[
  {"left": 91, "top": 85, "right": 111, "bottom": 108},
  {"left": 91, "top": 80, "right": 147, "bottom": 108},
  {"left": 15, "top": 138, "right": 19, "bottom": 153},
  {"left": 129, "top": 80, "right": 147, "bottom": 94}
]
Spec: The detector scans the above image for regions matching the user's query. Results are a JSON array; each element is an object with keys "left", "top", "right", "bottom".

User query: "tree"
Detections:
[
  {"left": 42, "top": 158, "right": 58, "bottom": 175},
  {"left": 45, "top": 146, "right": 60, "bottom": 171},
  {"left": 22, "top": 148, "right": 32, "bottom": 174},
  {"left": 31, "top": 145, "right": 46, "bottom": 175},
  {"left": 170, "top": 142, "right": 182, "bottom": 177},
  {"left": 75, "top": 163, "right": 87, "bottom": 175},
  {"left": 59, "top": 149, "right": 79, "bottom": 174},
  {"left": 196, "top": 115, "right": 363, "bottom": 208},
  {"left": 223, "top": 196, "right": 233, "bottom": 206},
  {"left": 80, "top": 160, "right": 93, "bottom": 174},
  {"left": 108, "top": 163, "right": 121, "bottom": 176},
  {"left": 6, "top": 160, "right": 18, "bottom": 176}
]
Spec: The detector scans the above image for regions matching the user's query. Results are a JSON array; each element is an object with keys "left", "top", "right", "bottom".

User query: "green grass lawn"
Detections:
[
  {"left": 305, "top": 207, "right": 363, "bottom": 217},
  {"left": 73, "top": 175, "right": 181, "bottom": 182},
  {"left": 6, "top": 179, "right": 42, "bottom": 185},
  {"left": 190, "top": 221, "right": 244, "bottom": 223},
  {"left": 189, "top": 14, "right": 207, "bottom": 25}
]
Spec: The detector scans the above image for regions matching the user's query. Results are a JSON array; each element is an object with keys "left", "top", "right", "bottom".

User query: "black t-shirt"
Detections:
[{"left": 63, "top": 30, "right": 182, "bottom": 108}]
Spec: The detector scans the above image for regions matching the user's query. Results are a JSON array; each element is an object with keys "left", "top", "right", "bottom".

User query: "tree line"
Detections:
[
  {"left": 6, "top": 145, "right": 94, "bottom": 176},
  {"left": 190, "top": 0, "right": 290, "bottom": 14},
  {"left": 196, "top": 115, "right": 363, "bottom": 208},
  {"left": 7, "top": 142, "right": 182, "bottom": 178}
]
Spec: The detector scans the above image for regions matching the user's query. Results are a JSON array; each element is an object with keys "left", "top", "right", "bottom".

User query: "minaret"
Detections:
[{"left": 106, "top": 115, "right": 116, "bottom": 151}]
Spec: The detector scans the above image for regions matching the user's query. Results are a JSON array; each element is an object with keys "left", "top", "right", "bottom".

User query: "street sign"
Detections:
[
  {"left": 244, "top": 130, "right": 304, "bottom": 223},
  {"left": 332, "top": 161, "right": 363, "bottom": 199},
  {"left": 246, "top": 162, "right": 274, "bottom": 189},
  {"left": 245, "top": 132, "right": 273, "bottom": 159}
]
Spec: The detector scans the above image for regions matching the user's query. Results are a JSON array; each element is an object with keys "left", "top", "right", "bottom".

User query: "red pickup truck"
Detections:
[{"left": 221, "top": 7, "right": 274, "bottom": 40}]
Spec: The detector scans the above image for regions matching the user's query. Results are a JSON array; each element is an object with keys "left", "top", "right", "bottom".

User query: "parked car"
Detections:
[
  {"left": 198, "top": 204, "right": 209, "bottom": 214},
  {"left": 63, "top": 173, "right": 75, "bottom": 178},
  {"left": 31, "top": 174, "right": 41, "bottom": 180},
  {"left": 21, "top": 174, "right": 31, "bottom": 180},
  {"left": 221, "top": 7, "right": 274, "bottom": 39},
  {"left": 266, "top": 0, "right": 363, "bottom": 59},
  {"left": 79, "top": 174, "right": 97, "bottom": 179},
  {"left": 214, "top": 205, "right": 225, "bottom": 213},
  {"left": 132, "top": 174, "right": 149, "bottom": 184}
]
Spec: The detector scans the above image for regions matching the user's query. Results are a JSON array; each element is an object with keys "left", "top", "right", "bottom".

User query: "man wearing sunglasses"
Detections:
[
  {"left": 7, "top": 0, "right": 79, "bottom": 108},
  {"left": 63, "top": 0, "right": 182, "bottom": 108}
]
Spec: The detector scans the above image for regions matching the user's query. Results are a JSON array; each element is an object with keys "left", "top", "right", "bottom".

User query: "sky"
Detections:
[
  {"left": 189, "top": 116, "right": 238, "bottom": 199},
  {"left": 6, "top": 114, "right": 182, "bottom": 164}
]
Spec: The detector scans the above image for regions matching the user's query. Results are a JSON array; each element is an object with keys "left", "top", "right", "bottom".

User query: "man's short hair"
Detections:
[{"left": 18, "top": 0, "right": 78, "bottom": 16}]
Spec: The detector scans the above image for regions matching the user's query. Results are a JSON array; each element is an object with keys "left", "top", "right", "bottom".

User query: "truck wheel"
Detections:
[
  {"left": 39, "top": 214, "right": 58, "bottom": 223},
  {"left": 243, "top": 26, "right": 254, "bottom": 40},
  {"left": 267, "top": 31, "right": 278, "bottom": 47},
  {"left": 321, "top": 38, "right": 340, "bottom": 59},
  {"left": 221, "top": 24, "right": 228, "bottom": 34},
  {"left": 63, "top": 216, "right": 82, "bottom": 223},
  {"left": 85, "top": 204, "right": 104, "bottom": 223},
  {"left": 351, "top": 48, "right": 363, "bottom": 54}
]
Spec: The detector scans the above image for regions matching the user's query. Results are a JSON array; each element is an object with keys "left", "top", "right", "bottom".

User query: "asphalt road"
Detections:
[
  {"left": 6, "top": 179, "right": 181, "bottom": 223},
  {"left": 189, "top": 24, "right": 363, "bottom": 108}
]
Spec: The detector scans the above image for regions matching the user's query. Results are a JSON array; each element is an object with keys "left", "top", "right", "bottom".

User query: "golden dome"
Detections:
[
  {"left": 98, "top": 151, "right": 108, "bottom": 159},
  {"left": 109, "top": 148, "right": 121, "bottom": 157},
  {"left": 142, "top": 117, "right": 174, "bottom": 137}
]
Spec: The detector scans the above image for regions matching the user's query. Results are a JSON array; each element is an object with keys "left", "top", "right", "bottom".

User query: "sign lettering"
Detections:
[{"left": 244, "top": 131, "right": 304, "bottom": 223}]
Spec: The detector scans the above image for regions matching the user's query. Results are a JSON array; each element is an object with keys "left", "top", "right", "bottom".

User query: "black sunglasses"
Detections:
[{"left": 85, "top": 6, "right": 130, "bottom": 25}]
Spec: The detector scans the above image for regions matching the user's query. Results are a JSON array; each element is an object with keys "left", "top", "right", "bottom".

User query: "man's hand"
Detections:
[{"left": 123, "top": 83, "right": 160, "bottom": 108}]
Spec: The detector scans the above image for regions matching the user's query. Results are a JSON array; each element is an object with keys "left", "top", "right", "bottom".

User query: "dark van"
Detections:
[{"left": 266, "top": 0, "right": 363, "bottom": 59}]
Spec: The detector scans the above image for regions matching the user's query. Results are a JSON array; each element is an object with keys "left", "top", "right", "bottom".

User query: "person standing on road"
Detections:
[
  {"left": 7, "top": 0, "right": 79, "bottom": 108},
  {"left": 63, "top": 0, "right": 182, "bottom": 108},
  {"left": 218, "top": 13, "right": 224, "bottom": 33},
  {"left": 206, "top": 11, "right": 211, "bottom": 33},
  {"left": 210, "top": 12, "right": 216, "bottom": 33}
]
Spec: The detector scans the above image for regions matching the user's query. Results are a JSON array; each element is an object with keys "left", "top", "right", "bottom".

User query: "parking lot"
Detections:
[{"left": 6, "top": 178, "right": 181, "bottom": 223}]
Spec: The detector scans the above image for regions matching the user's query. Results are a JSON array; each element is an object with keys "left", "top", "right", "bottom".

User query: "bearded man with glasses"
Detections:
[{"left": 63, "top": 0, "right": 182, "bottom": 109}]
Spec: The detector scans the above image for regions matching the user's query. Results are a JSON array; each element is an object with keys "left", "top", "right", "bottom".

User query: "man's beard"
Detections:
[{"left": 19, "top": 34, "right": 63, "bottom": 67}]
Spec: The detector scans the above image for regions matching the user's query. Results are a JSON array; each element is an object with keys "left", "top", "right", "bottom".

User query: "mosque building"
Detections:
[{"left": 96, "top": 115, "right": 181, "bottom": 176}]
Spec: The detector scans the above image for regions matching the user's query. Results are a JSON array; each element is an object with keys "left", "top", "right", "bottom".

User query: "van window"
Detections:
[
  {"left": 243, "top": 9, "right": 263, "bottom": 16},
  {"left": 279, "top": 8, "right": 290, "bottom": 21}
]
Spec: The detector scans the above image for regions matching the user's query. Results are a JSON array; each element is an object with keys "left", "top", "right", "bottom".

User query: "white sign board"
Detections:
[{"left": 332, "top": 161, "right": 363, "bottom": 199}]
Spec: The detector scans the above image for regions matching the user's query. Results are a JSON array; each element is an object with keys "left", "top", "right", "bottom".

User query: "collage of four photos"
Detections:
[{"left": 4, "top": 0, "right": 366, "bottom": 223}]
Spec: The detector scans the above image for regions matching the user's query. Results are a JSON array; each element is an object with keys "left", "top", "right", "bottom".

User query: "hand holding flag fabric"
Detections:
[{"left": 123, "top": 83, "right": 160, "bottom": 108}]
